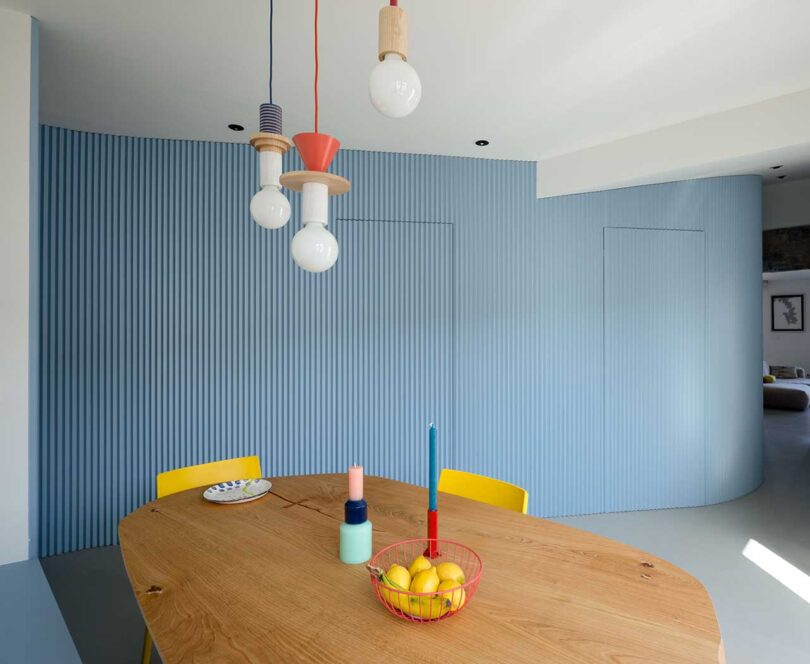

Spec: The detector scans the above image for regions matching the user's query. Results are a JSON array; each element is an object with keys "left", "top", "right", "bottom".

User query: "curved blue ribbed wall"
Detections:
[{"left": 38, "top": 126, "right": 763, "bottom": 556}]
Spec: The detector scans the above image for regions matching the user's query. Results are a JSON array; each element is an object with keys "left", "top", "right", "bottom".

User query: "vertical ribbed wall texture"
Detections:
[
  {"left": 604, "top": 228, "right": 705, "bottom": 511},
  {"left": 39, "top": 126, "right": 763, "bottom": 556}
]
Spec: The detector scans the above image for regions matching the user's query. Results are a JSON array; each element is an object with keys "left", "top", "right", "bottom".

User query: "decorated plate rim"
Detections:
[{"left": 203, "top": 478, "right": 272, "bottom": 503}]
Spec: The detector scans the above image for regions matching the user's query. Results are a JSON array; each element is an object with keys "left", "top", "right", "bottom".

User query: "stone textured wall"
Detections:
[{"left": 763, "top": 225, "right": 810, "bottom": 272}]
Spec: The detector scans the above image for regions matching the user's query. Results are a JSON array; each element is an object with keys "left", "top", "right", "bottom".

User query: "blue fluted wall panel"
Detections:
[
  {"left": 39, "top": 126, "right": 763, "bottom": 555},
  {"left": 38, "top": 128, "right": 454, "bottom": 555},
  {"left": 604, "top": 229, "right": 705, "bottom": 511},
  {"left": 704, "top": 178, "right": 763, "bottom": 504}
]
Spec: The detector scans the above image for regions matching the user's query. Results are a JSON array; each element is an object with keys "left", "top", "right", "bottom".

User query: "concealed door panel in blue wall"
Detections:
[
  {"left": 604, "top": 228, "right": 705, "bottom": 511},
  {"left": 454, "top": 199, "right": 607, "bottom": 517}
]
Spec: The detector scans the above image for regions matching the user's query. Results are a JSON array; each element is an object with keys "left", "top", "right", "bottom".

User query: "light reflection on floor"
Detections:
[{"left": 743, "top": 538, "right": 810, "bottom": 604}]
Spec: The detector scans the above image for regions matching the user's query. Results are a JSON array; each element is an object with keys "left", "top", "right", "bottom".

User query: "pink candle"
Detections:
[{"left": 348, "top": 465, "right": 364, "bottom": 501}]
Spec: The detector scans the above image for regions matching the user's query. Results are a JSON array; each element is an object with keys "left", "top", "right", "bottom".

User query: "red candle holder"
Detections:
[{"left": 425, "top": 509, "right": 439, "bottom": 558}]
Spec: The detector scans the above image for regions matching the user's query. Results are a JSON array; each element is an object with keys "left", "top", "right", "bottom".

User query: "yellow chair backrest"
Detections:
[
  {"left": 438, "top": 468, "right": 528, "bottom": 514},
  {"left": 156, "top": 456, "right": 262, "bottom": 499}
]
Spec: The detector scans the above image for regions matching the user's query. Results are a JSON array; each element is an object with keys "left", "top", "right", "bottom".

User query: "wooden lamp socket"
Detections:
[
  {"left": 279, "top": 171, "right": 352, "bottom": 196},
  {"left": 249, "top": 133, "right": 293, "bottom": 155},
  {"left": 378, "top": 5, "right": 408, "bottom": 61}
]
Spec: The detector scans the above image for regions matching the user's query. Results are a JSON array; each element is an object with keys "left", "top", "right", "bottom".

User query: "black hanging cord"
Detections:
[
  {"left": 268, "top": 0, "right": 274, "bottom": 103},
  {"left": 258, "top": 0, "right": 282, "bottom": 134}
]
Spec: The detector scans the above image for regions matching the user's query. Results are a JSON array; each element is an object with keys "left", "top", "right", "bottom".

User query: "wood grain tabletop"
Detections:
[{"left": 119, "top": 474, "right": 724, "bottom": 663}]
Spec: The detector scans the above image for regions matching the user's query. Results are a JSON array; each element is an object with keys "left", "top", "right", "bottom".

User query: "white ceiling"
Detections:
[{"left": 5, "top": 0, "right": 810, "bottom": 170}]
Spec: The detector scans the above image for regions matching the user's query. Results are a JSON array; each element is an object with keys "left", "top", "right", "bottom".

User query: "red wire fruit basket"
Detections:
[{"left": 368, "top": 538, "right": 483, "bottom": 622}]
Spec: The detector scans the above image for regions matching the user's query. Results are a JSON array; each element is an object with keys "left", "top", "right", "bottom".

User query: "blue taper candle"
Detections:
[{"left": 429, "top": 424, "right": 438, "bottom": 511}]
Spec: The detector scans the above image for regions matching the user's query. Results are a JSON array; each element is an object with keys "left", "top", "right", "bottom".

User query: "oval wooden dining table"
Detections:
[{"left": 119, "top": 474, "right": 724, "bottom": 663}]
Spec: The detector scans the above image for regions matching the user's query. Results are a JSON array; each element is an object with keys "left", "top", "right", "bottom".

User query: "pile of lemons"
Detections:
[{"left": 377, "top": 555, "right": 467, "bottom": 619}]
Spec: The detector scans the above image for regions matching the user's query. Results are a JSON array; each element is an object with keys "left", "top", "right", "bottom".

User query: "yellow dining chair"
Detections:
[
  {"left": 438, "top": 468, "right": 528, "bottom": 514},
  {"left": 141, "top": 455, "right": 262, "bottom": 664},
  {"left": 156, "top": 455, "right": 262, "bottom": 499}
]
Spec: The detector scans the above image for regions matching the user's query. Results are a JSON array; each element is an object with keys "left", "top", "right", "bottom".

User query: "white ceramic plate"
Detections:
[{"left": 203, "top": 479, "right": 272, "bottom": 504}]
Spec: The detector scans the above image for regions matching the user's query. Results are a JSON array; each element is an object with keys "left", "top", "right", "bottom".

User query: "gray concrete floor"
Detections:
[
  {"left": 41, "top": 545, "right": 160, "bottom": 664},
  {"left": 42, "top": 409, "right": 810, "bottom": 663}
]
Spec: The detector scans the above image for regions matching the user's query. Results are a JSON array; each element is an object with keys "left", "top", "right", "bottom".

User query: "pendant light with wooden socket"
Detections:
[
  {"left": 369, "top": 0, "right": 422, "bottom": 118},
  {"left": 281, "top": 0, "right": 351, "bottom": 273}
]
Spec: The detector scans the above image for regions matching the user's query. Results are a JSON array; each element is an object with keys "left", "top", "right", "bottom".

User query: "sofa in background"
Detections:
[{"left": 764, "top": 362, "right": 810, "bottom": 410}]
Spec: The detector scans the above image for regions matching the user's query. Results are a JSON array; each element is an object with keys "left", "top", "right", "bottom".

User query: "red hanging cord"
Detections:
[
  {"left": 314, "top": 0, "right": 319, "bottom": 133},
  {"left": 390, "top": 0, "right": 398, "bottom": 6}
]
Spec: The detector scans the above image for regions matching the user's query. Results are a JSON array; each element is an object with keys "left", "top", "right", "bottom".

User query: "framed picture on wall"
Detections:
[{"left": 771, "top": 294, "right": 804, "bottom": 331}]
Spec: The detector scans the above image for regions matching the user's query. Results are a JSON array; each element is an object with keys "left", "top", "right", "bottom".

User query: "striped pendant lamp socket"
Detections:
[{"left": 259, "top": 102, "right": 283, "bottom": 135}]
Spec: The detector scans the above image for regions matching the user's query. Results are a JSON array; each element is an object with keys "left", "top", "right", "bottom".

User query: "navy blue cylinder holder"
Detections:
[
  {"left": 344, "top": 499, "right": 368, "bottom": 524},
  {"left": 259, "top": 102, "right": 282, "bottom": 135}
]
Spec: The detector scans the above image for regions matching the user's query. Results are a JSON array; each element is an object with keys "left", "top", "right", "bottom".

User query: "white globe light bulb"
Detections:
[
  {"left": 291, "top": 223, "right": 339, "bottom": 273},
  {"left": 250, "top": 185, "right": 291, "bottom": 229},
  {"left": 369, "top": 53, "right": 421, "bottom": 118}
]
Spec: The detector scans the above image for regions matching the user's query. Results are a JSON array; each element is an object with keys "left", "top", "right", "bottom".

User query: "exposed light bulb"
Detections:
[
  {"left": 250, "top": 185, "right": 291, "bottom": 229},
  {"left": 251, "top": 149, "right": 290, "bottom": 229},
  {"left": 369, "top": 53, "right": 421, "bottom": 118},
  {"left": 290, "top": 180, "right": 338, "bottom": 272},
  {"left": 291, "top": 223, "right": 339, "bottom": 272}
]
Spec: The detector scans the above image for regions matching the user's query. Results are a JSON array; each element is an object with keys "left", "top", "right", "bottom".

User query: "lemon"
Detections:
[
  {"left": 407, "top": 555, "right": 432, "bottom": 577},
  {"left": 386, "top": 564, "right": 411, "bottom": 590},
  {"left": 410, "top": 568, "right": 440, "bottom": 594},
  {"left": 436, "top": 561, "right": 465, "bottom": 584},
  {"left": 437, "top": 579, "right": 466, "bottom": 611}
]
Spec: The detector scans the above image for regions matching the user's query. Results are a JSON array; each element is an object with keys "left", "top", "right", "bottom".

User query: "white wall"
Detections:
[
  {"left": 0, "top": 9, "right": 37, "bottom": 565},
  {"left": 763, "top": 276, "right": 810, "bottom": 372},
  {"left": 763, "top": 177, "right": 810, "bottom": 230}
]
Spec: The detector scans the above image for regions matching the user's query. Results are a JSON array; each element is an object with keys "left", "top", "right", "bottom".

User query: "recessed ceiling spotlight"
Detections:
[
  {"left": 228, "top": 123, "right": 245, "bottom": 131},
  {"left": 475, "top": 139, "right": 489, "bottom": 146},
  {"left": 777, "top": 175, "right": 786, "bottom": 179},
  {"left": 771, "top": 165, "right": 783, "bottom": 169}
]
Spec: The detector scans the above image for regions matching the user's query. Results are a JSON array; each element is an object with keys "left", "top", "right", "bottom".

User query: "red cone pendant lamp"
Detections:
[
  {"left": 294, "top": 132, "right": 340, "bottom": 173},
  {"left": 280, "top": 0, "right": 351, "bottom": 273}
]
